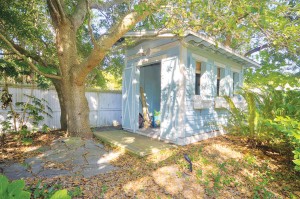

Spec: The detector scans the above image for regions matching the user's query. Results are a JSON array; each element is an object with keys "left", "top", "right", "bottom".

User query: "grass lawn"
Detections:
[{"left": 1, "top": 131, "right": 300, "bottom": 198}]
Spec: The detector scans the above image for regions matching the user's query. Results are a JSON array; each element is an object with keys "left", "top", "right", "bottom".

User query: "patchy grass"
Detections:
[{"left": 1, "top": 131, "right": 300, "bottom": 198}]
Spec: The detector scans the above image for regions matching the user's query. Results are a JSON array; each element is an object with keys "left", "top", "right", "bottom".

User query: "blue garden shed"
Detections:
[{"left": 122, "top": 30, "right": 259, "bottom": 145}]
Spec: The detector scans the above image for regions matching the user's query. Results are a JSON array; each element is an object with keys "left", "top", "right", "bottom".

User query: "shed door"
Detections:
[
  {"left": 122, "top": 64, "right": 139, "bottom": 132},
  {"left": 160, "top": 57, "right": 179, "bottom": 140}
]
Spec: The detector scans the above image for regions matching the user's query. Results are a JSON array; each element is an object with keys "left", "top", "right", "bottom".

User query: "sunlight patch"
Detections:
[
  {"left": 97, "top": 150, "right": 124, "bottom": 164},
  {"left": 147, "top": 149, "right": 173, "bottom": 163},
  {"left": 209, "top": 144, "right": 243, "bottom": 159},
  {"left": 123, "top": 176, "right": 152, "bottom": 193},
  {"left": 121, "top": 137, "right": 135, "bottom": 144},
  {"left": 152, "top": 165, "right": 184, "bottom": 195}
]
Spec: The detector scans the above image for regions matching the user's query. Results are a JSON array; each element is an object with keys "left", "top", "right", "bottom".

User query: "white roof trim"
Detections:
[{"left": 124, "top": 30, "right": 260, "bottom": 68}]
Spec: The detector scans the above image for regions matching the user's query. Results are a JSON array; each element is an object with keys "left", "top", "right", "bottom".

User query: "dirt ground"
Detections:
[{"left": 1, "top": 129, "right": 300, "bottom": 198}]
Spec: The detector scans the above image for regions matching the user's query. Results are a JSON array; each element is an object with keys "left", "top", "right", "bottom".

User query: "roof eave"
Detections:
[
  {"left": 124, "top": 30, "right": 260, "bottom": 68},
  {"left": 184, "top": 32, "right": 260, "bottom": 68}
]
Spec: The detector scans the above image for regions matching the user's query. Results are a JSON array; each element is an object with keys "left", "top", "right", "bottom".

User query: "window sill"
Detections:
[
  {"left": 193, "top": 95, "right": 214, "bottom": 109},
  {"left": 215, "top": 97, "right": 229, "bottom": 109}
]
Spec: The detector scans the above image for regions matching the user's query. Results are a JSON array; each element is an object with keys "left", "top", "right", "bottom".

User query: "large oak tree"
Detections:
[{"left": 0, "top": 0, "right": 166, "bottom": 138}]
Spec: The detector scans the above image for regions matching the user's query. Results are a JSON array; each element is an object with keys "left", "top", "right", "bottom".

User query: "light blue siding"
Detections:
[
  {"left": 123, "top": 36, "right": 244, "bottom": 145},
  {"left": 184, "top": 50, "right": 232, "bottom": 141}
]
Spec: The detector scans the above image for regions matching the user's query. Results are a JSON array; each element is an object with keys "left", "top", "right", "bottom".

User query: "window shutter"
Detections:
[
  {"left": 219, "top": 67, "right": 226, "bottom": 96},
  {"left": 233, "top": 72, "right": 240, "bottom": 95},
  {"left": 229, "top": 69, "right": 233, "bottom": 96},
  {"left": 212, "top": 63, "right": 217, "bottom": 97},
  {"left": 239, "top": 67, "right": 244, "bottom": 88},
  {"left": 199, "top": 62, "right": 211, "bottom": 98}
]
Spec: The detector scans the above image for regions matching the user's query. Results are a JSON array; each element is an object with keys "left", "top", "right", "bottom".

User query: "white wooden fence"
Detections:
[{"left": 0, "top": 85, "right": 122, "bottom": 130}]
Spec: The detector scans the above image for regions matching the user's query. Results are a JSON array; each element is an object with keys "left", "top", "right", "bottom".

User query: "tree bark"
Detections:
[
  {"left": 52, "top": 79, "right": 67, "bottom": 131},
  {"left": 60, "top": 79, "right": 92, "bottom": 138},
  {"left": 52, "top": 19, "right": 92, "bottom": 138}
]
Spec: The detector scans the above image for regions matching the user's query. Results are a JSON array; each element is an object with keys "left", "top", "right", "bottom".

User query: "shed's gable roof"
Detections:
[{"left": 124, "top": 30, "right": 260, "bottom": 68}]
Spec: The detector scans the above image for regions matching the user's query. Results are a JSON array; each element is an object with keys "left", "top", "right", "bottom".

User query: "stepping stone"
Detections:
[
  {"left": 84, "top": 140, "right": 104, "bottom": 150},
  {"left": 85, "top": 155, "right": 102, "bottom": 165},
  {"left": 25, "top": 157, "right": 43, "bottom": 165},
  {"left": 63, "top": 137, "right": 85, "bottom": 149},
  {"left": 30, "top": 163, "right": 44, "bottom": 175},
  {"left": 50, "top": 141, "right": 67, "bottom": 150},
  {"left": 46, "top": 153, "right": 69, "bottom": 163},
  {"left": 25, "top": 157, "right": 44, "bottom": 174},
  {"left": 73, "top": 147, "right": 87, "bottom": 157},
  {"left": 38, "top": 169, "right": 71, "bottom": 178},
  {"left": 81, "top": 164, "right": 117, "bottom": 178},
  {"left": 72, "top": 166, "right": 82, "bottom": 173},
  {"left": 70, "top": 157, "right": 87, "bottom": 166},
  {"left": 4, "top": 171, "right": 33, "bottom": 180},
  {"left": 85, "top": 149, "right": 106, "bottom": 157},
  {"left": 42, "top": 148, "right": 69, "bottom": 158},
  {"left": 4, "top": 163, "right": 27, "bottom": 173},
  {"left": 3, "top": 163, "right": 33, "bottom": 180}
]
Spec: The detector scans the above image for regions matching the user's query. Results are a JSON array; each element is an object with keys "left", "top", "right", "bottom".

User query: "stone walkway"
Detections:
[{"left": 0, "top": 138, "right": 117, "bottom": 180}]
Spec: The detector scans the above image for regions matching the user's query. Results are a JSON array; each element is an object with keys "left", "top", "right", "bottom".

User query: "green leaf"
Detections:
[
  {"left": 18, "top": 191, "right": 31, "bottom": 199},
  {"left": 292, "top": 159, "right": 300, "bottom": 166},
  {"left": 7, "top": 180, "right": 25, "bottom": 196},
  {"left": 0, "top": 175, "right": 9, "bottom": 195},
  {"left": 50, "top": 189, "right": 71, "bottom": 199}
]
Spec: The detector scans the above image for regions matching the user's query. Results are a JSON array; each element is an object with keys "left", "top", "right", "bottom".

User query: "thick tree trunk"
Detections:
[
  {"left": 51, "top": 20, "right": 92, "bottom": 138},
  {"left": 60, "top": 79, "right": 92, "bottom": 138},
  {"left": 52, "top": 80, "right": 67, "bottom": 131}
]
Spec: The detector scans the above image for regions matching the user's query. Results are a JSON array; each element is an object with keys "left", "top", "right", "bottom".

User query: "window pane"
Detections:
[
  {"left": 217, "top": 67, "right": 221, "bottom": 96},
  {"left": 195, "top": 62, "right": 201, "bottom": 95}
]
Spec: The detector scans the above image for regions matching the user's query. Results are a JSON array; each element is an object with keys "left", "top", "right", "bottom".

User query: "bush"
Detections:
[
  {"left": 0, "top": 92, "right": 53, "bottom": 144},
  {"left": 0, "top": 174, "right": 31, "bottom": 199},
  {"left": 0, "top": 174, "right": 71, "bottom": 199},
  {"left": 267, "top": 117, "right": 300, "bottom": 171},
  {"left": 225, "top": 86, "right": 300, "bottom": 170}
]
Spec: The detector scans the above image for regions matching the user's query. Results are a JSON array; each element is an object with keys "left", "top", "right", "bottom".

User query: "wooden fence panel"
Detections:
[{"left": 0, "top": 85, "right": 122, "bottom": 131}]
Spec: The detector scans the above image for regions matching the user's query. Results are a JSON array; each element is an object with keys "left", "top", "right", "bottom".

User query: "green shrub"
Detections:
[
  {"left": 225, "top": 86, "right": 300, "bottom": 170},
  {"left": 1, "top": 93, "right": 53, "bottom": 144},
  {"left": 14, "top": 94, "right": 53, "bottom": 134},
  {"left": 0, "top": 175, "right": 72, "bottom": 199},
  {"left": 0, "top": 174, "right": 31, "bottom": 199},
  {"left": 32, "top": 180, "right": 72, "bottom": 199},
  {"left": 268, "top": 116, "right": 300, "bottom": 171}
]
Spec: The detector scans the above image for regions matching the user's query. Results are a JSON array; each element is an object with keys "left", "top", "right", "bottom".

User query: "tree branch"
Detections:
[
  {"left": 244, "top": 43, "right": 269, "bottom": 56},
  {"left": 0, "top": 30, "right": 49, "bottom": 67},
  {"left": 90, "top": 0, "right": 126, "bottom": 11},
  {"left": 12, "top": 44, "right": 48, "bottom": 68},
  {"left": 74, "top": 10, "right": 152, "bottom": 84},
  {"left": 86, "top": 0, "right": 96, "bottom": 45},
  {"left": 0, "top": 52, "right": 15, "bottom": 56},
  {"left": 47, "top": 0, "right": 66, "bottom": 27},
  {"left": 47, "top": 0, "right": 60, "bottom": 27},
  {"left": 71, "top": 0, "right": 88, "bottom": 30},
  {"left": 0, "top": 33, "right": 62, "bottom": 80},
  {"left": 54, "top": 0, "right": 66, "bottom": 22}
]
